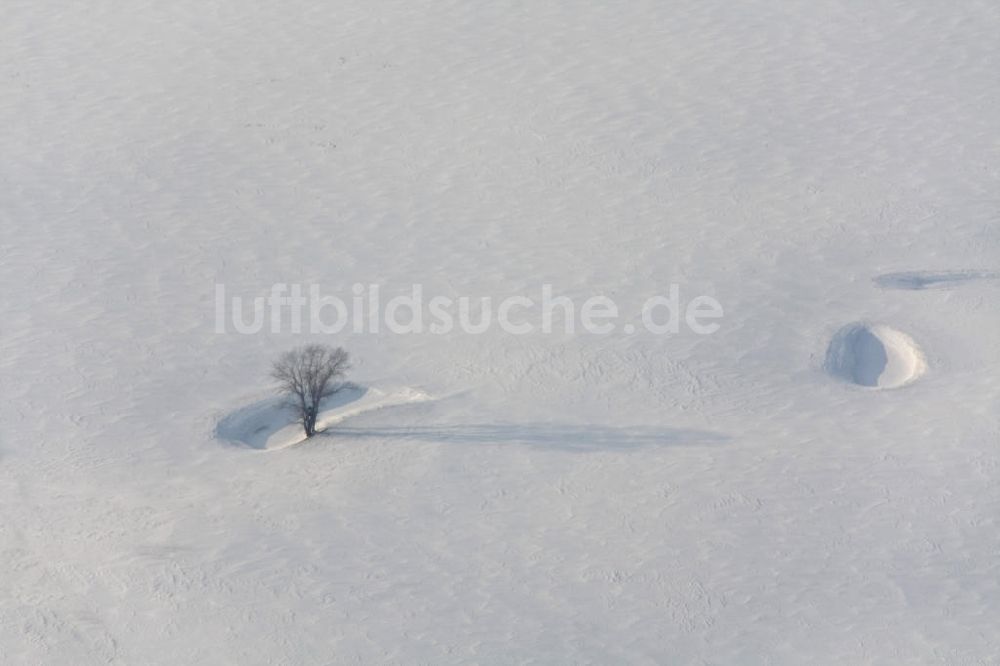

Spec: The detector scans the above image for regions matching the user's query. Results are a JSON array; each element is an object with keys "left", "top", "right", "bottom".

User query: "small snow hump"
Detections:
[{"left": 824, "top": 323, "right": 926, "bottom": 389}]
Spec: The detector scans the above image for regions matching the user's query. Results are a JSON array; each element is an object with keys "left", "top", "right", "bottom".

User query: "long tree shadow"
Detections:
[
  {"left": 326, "top": 423, "right": 729, "bottom": 452},
  {"left": 873, "top": 270, "right": 998, "bottom": 290}
]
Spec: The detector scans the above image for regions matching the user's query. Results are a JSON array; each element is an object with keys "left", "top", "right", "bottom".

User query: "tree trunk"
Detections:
[{"left": 304, "top": 404, "right": 317, "bottom": 437}]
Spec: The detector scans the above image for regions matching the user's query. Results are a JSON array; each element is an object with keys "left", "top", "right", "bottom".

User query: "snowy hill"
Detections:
[{"left": 2, "top": 0, "right": 999, "bottom": 663}]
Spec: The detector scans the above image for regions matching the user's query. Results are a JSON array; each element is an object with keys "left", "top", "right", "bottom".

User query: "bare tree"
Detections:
[{"left": 271, "top": 344, "right": 351, "bottom": 438}]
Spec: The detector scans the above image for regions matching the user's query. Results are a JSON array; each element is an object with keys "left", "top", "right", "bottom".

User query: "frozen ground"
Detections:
[{"left": 2, "top": 0, "right": 1000, "bottom": 663}]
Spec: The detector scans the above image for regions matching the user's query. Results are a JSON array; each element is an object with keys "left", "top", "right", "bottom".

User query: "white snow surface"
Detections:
[{"left": 2, "top": 0, "right": 1000, "bottom": 663}]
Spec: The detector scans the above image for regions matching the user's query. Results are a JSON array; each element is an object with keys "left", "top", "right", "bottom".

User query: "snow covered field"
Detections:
[{"left": 3, "top": 0, "right": 999, "bottom": 663}]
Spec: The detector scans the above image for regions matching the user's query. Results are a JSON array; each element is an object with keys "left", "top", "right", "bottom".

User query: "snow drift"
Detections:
[{"left": 216, "top": 386, "right": 432, "bottom": 450}]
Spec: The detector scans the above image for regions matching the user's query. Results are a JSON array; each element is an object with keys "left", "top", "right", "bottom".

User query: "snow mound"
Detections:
[
  {"left": 824, "top": 324, "right": 927, "bottom": 389},
  {"left": 216, "top": 386, "right": 432, "bottom": 451}
]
